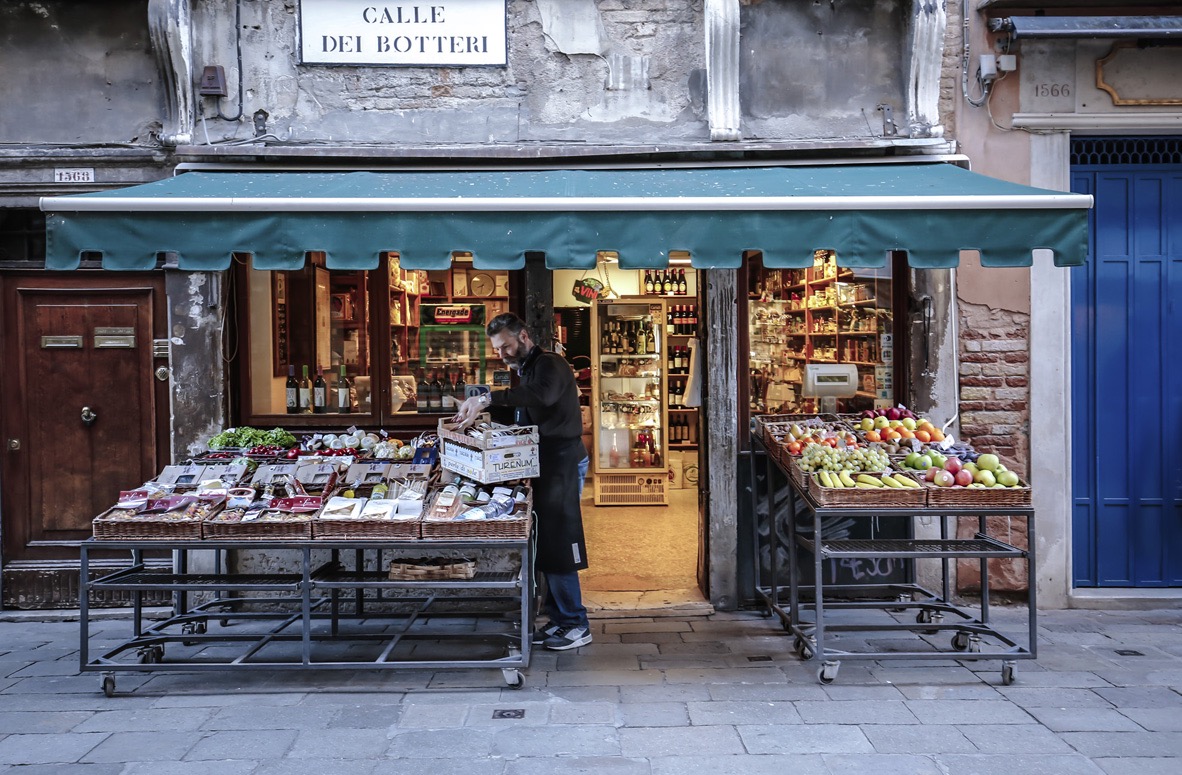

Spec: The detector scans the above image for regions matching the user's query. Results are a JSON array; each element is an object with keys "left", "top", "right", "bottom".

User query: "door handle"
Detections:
[
  {"left": 6, "top": 438, "right": 18, "bottom": 451},
  {"left": 81, "top": 406, "right": 98, "bottom": 426}
]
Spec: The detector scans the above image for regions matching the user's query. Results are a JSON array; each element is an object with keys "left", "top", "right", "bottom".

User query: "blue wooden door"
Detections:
[{"left": 1071, "top": 141, "right": 1182, "bottom": 587}]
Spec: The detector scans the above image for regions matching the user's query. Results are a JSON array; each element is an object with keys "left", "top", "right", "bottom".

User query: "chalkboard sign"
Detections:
[{"left": 749, "top": 449, "right": 911, "bottom": 591}]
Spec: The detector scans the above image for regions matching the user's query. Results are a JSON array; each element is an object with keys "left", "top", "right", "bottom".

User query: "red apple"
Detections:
[
  {"left": 944, "top": 457, "right": 963, "bottom": 475},
  {"left": 933, "top": 470, "right": 955, "bottom": 487},
  {"left": 925, "top": 467, "right": 939, "bottom": 482},
  {"left": 954, "top": 469, "right": 973, "bottom": 487},
  {"left": 886, "top": 407, "right": 901, "bottom": 421}
]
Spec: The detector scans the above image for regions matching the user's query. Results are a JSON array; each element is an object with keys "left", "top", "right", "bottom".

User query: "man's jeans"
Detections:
[{"left": 545, "top": 570, "right": 589, "bottom": 629}]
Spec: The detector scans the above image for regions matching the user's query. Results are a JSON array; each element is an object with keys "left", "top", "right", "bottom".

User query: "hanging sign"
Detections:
[
  {"left": 299, "top": 0, "right": 508, "bottom": 66},
  {"left": 571, "top": 278, "right": 604, "bottom": 304}
]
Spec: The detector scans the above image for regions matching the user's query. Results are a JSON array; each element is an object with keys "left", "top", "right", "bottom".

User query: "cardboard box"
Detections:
[{"left": 438, "top": 417, "right": 540, "bottom": 484}]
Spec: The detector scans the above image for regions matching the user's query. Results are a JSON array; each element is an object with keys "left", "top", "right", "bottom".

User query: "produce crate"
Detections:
[
  {"left": 806, "top": 471, "right": 926, "bottom": 508},
  {"left": 437, "top": 415, "right": 539, "bottom": 484},
  {"left": 92, "top": 495, "right": 225, "bottom": 541},
  {"left": 754, "top": 413, "right": 843, "bottom": 445},
  {"left": 421, "top": 489, "right": 533, "bottom": 540}
]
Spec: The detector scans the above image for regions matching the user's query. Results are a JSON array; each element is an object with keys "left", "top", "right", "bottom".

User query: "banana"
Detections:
[
  {"left": 829, "top": 471, "right": 844, "bottom": 488},
  {"left": 881, "top": 474, "right": 903, "bottom": 488},
  {"left": 856, "top": 483, "right": 876, "bottom": 488},
  {"left": 856, "top": 474, "right": 884, "bottom": 487},
  {"left": 818, "top": 471, "right": 833, "bottom": 488},
  {"left": 839, "top": 471, "right": 857, "bottom": 488},
  {"left": 895, "top": 475, "right": 921, "bottom": 489}
]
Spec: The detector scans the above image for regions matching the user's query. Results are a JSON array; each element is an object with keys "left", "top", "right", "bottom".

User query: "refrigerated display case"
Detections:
[
  {"left": 591, "top": 299, "right": 669, "bottom": 506},
  {"left": 748, "top": 252, "right": 895, "bottom": 416}
]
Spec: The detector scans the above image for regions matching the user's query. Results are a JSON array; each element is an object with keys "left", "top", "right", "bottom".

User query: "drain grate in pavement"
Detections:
[
  {"left": 1114, "top": 649, "right": 1144, "bottom": 657},
  {"left": 747, "top": 655, "right": 773, "bottom": 662},
  {"left": 492, "top": 709, "right": 526, "bottom": 719}
]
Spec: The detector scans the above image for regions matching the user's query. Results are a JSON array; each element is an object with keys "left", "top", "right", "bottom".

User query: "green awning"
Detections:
[{"left": 40, "top": 164, "right": 1092, "bottom": 271}]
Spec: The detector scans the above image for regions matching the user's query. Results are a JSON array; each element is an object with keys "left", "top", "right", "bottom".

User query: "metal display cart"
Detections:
[
  {"left": 80, "top": 536, "right": 534, "bottom": 696},
  {"left": 748, "top": 434, "right": 1036, "bottom": 685}
]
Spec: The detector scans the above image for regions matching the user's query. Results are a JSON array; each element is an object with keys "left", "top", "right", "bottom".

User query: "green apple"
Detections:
[
  {"left": 904, "top": 452, "right": 920, "bottom": 468},
  {"left": 874, "top": 416, "right": 890, "bottom": 430},
  {"left": 977, "top": 453, "right": 1000, "bottom": 472},
  {"left": 962, "top": 462, "right": 979, "bottom": 476},
  {"left": 860, "top": 418, "right": 874, "bottom": 432},
  {"left": 997, "top": 470, "right": 1020, "bottom": 487},
  {"left": 929, "top": 453, "right": 947, "bottom": 469},
  {"left": 915, "top": 455, "right": 932, "bottom": 470},
  {"left": 974, "top": 469, "right": 997, "bottom": 487},
  {"left": 901, "top": 417, "right": 917, "bottom": 431}
]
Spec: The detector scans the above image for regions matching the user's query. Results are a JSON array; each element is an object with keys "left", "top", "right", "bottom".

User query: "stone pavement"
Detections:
[{"left": 1, "top": 607, "right": 1181, "bottom": 774}]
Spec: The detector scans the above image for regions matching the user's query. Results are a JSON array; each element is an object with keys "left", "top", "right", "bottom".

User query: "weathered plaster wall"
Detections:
[
  {"left": 193, "top": 0, "right": 709, "bottom": 146},
  {"left": 0, "top": 1, "right": 162, "bottom": 145}
]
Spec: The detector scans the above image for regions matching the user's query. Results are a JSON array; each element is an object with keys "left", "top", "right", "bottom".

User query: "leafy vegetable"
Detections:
[{"left": 208, "top": 427, "right": 297, "bottom": 450}]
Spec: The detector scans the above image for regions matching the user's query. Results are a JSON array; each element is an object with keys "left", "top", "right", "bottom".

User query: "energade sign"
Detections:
[{"left": 300, "top": 0, "right": 508, "bottom": 66}]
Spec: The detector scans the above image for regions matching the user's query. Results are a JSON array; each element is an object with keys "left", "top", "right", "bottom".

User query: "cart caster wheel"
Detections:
[
  {"left": 759, "top": 607, "right": 772, "bottom": 618},
  {"left": 951, "top": 631, "right": 970, "bottom": 651},
  {"left": 181, "top": 621, "right": 206, "bottom": 645},
  {"left": 137, "top": 645, "right": 163, "bottom": 664},
  {"left": 503, "top": 669, "right": 525, "bottom": 689},
  {"left": 101, "top": 674, "right": 116, "bottom": 697},
  {"left": 792, "top": 636, "right": 803, "bottom": 654},
  {"left": 817, "top": 661, "right": 839, "bottom": 685},
  {"left": 917, "top": 610, "right": 942, "bottom": 635},
  {"left": 1001, "top": 661, "right": 1016, "bottom": 686},
  {"left": 799, "top": 644, "right": 815, "bottom": 661},
  {"left": 890, "top": 593, "right": 912, "bottom": 613},
  {"left": 967, "top": 634, "right": 983, "bottom": 654}
]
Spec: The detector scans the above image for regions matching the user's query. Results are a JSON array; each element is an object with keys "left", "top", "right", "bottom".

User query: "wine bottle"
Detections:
[
  {"left": 430, "top": 371, "right": 444, "bottom": 412},
  {"left": 417, "top": 371, "right": 430, "bottom": 414},
  {"left": 662, "top": 270, "right": 672, "bottom": 295},
  {"left": 298, "top": 365, "right": 312, "bottom": 414},
  {"left": 678, "top": 268, "right": 687, "bottom": 295},
  {"left": 285, "top": 365, "right": 299, "bottom": 414},
  {"left": 646, "top": 322, "right": 656, "bottom": 354},
  {"left": 636, "top": 321, "right": 647, "bottom": 355},
  {"left": 336, "top": 364, "right": 352, "bottom": 413},
  {"left": 689, "top": 305, "right": 698, "bottom": 336},
  {"left": 644, "top": 271, "right": 654, "bottom": 295},
  {"left": 313, "top": 366, "right": 328, "bottom": 414}
]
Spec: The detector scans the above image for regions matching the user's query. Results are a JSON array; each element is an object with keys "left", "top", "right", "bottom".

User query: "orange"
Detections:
[
  {"left": 930, "top": 428, "right": 945, "bottom": 442},
  {"left": 899, "top": 429, "right": 915, "bottom": 439},
  {"left": 914, "top": 430, "right": 931, "bottom": 443},
  {"left": 918, "top": 421, "right": 936, "bottom": 434},
  {"left": 864, "top": 430, "right": 881, "bottom": 442},
  {"left": 886, "top": 430, "right": 902, "bottom": 441}
]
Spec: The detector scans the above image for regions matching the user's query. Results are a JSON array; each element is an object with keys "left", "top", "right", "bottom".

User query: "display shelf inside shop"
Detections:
[{"left": 747, "top": 433, "right": 1036, "bottom": 686}]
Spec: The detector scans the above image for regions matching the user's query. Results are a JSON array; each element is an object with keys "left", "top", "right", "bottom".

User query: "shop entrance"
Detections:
[
  {"left": 553, "top": 262, "right": 708, "bottom": 611},
  {"left": 0, "top": 273, "right": 168, "bottom": 607},
  {"left": 1070, "top": 139, "right": 1182, "bottom": 587}
]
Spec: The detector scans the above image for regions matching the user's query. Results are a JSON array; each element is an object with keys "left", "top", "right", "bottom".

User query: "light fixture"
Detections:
[{"left": 596, "top": 252, "right": 619, "bottom": 300}]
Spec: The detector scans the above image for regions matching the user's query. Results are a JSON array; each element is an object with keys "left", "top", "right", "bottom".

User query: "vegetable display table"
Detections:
[
  {"left": 749, "top": 434, "right": 1036, "bottom": 685},
  {"left": 80, "top": 536, "right": 534, "bottom": 696}
]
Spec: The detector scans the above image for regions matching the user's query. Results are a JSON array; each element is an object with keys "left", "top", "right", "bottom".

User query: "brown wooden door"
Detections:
[{"left": 1, "top": 273, "right": 167, "bottom": 606}]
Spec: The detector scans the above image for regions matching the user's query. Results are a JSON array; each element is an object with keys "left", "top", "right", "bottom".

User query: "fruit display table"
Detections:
[
  {"left": 748, "top": 433, "right": 1036, "bottom": 685},
  {"left": 79, "top": 536, "right": 534, "bottom": 696}
]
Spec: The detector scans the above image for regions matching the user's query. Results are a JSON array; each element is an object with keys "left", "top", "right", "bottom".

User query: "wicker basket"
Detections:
[
  {"left": 420, "top": 489, "right": 534, "bottom": 541},
  {"left": 202, "top": 509, "right": 313, "bottom": 540},
  {"left": 313, "top": 516, "right": 422, "bottom": 540},
  {"left": 924, "top": 480, "right": 1032, "bottom": 507},
  {"left": 806, "top": 471, "right": 927, "bottom": 508},
  {"left": 755, "top": 413, "right": 844, "bottom": 445},
  {"left": 92, "top": 509, "right": 206, "bottom": 541},
  {"left": 92, "top": 496, "right": 224, "bottom": 540},
  {"left": 387, "top": 559, "right": 475, "bottom": 580}
]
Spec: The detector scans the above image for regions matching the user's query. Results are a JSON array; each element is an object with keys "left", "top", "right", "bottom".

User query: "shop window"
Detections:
[
  {"left": 746, "top": 250, "right": 899, "bottom": 416},
  {"left": 241, "top": 253, "right": 512, "bottom": 425}
]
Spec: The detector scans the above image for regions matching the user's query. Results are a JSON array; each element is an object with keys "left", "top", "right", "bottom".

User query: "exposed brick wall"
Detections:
[
  {"left": 957, "top": 301, "right": 1029, "bottom": 478},
  {"left": 956, "top": 300, "right": 1031, "bottom": 596}
]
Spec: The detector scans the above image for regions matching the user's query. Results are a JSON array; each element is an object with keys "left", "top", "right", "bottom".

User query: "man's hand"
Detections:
[{"left": 453, "top": 394, "right": 487, "bottom": 428}]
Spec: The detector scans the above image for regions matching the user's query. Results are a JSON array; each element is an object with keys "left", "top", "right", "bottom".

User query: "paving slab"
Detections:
[
  {"left": 0, "top": 711, "right": 93, "bottom": 734},
  {"left": 860, "top": 724, "right": 977, "bottom": 754},
  {"left": 1060, "top": 731, "right": 1182, "bottom": 758},
  {"left": 933, "top": 753, "right": 1107, "bottom": 774},
  {"left": 957, "top": 723, "right": 1076, "bottom": 754},
  {"left": 0, "top": 733, "right": 109, "bottom": 765},
  {"left": 822, "top": 753, "right": 944, "bottom": 774},
  {"left": 1027, "top": 706, "right": 1143, "bottom": 732},
  {"left": 1094, "top": 758, "right": 1182, "bottom": 775},
  {"left": 649, "top": 753, "right": 829, "bottom": 775},
  {"left": 182, "top": 729, "right": 297, "bottom": 761},
  {"left": 619, "top": 725, "right": 744, "bottom": 757},
  {"left": 737, "top": 723, "right": 873, "bottom": 754},
  {"left": 286, "top": 728, "right": 392, "bottom": 758},
  {"left": 491, "top": 725, "right": 620, "bottom": 757},
  {"left": 82, "top": 731, "right": 198, "bottom": 764},
  {"left": 618, "top": 702, "right": 689, "bottom": 727}
]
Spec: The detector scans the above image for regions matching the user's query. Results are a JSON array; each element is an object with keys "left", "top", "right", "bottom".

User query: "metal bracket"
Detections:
[{"left": 876, "top": 104, "right": 898, "bottom": 137}]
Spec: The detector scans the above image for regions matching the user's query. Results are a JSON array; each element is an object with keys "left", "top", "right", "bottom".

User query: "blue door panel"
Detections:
[{"left": 1072, "top": 157, "right": 1182, "bottom": 587}]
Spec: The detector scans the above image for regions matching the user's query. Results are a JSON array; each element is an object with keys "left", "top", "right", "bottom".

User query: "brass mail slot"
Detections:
[
  {"left": 94, "top": 326, "right": 134, "bottom": 336},
  {"left": 95, "top": 335, "right": 136, "bottom": 348},
  {"left": 41, "top": 335, "right": 83, "bottom": 348}
]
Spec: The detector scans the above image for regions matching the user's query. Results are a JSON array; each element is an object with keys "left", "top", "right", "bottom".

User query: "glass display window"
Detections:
[{"left": 747, "top": 250, "right": 899, "bottom": 417}]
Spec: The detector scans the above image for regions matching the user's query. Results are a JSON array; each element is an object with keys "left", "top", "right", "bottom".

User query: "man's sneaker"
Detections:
[
  {"left": 531, "top": 623, "right": 560, "bottom": 645},
  {"left": 543, "top": 626, "right": 592, "bottom": 651}
]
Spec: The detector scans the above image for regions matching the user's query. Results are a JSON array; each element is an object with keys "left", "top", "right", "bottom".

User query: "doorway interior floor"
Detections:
[{"left": 580, "top": 485, "right": 711, "bottom": 616}]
